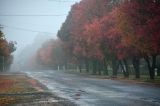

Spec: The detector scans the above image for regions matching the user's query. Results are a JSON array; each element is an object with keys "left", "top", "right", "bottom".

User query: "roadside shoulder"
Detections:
[{"left": 0, "top": 72, "right": 76, "bottom": 106}]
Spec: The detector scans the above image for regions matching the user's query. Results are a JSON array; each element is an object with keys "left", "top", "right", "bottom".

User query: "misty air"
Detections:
[{"left": 0, "top": 0, "right": 160, "bottom": 106}]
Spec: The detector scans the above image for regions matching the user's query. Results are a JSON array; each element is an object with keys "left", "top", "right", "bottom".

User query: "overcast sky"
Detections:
[{"left": 0, "top": 0, "right": 80, "bottom": 50}]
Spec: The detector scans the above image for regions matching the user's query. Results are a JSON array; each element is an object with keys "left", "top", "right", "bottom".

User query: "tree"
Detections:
[
  {"left": 57, "top": 0, "right": 160, "bottom": 79},
  {"left": 119, "top": 0, "right": 160, "bottom": 79},
  {"left": 31, "top": 39, "right": 67, "bottom": 70},
  {"left": 58, "top": 0, "right": 120, "bottom": 74},
  {"left": 0, "top": 27, "right": 16, "bottom": 71}
]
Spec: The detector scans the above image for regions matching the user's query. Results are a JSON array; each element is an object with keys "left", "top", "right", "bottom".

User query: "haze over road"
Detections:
[{"left": 25, "top": 70, "right": 160, "bottom": 106}]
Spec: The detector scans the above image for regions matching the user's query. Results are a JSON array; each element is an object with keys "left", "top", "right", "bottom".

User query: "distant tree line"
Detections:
[
  {"left": 32, "top": 0, "right": 160, "bottom": 80},
  {"left": 0, "top": 26, "right": 16, "bottom": 71}
]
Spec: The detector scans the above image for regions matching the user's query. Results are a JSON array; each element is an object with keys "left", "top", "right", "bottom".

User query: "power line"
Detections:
[
  {"left": 49, "top": 0, "right": 79, "bottom": 2},
  {"left": 0, "top": 14, "right": 67, "bottom": 17},
  {"left": 1, "top": 24, "right": 56, "bottom": 34}
]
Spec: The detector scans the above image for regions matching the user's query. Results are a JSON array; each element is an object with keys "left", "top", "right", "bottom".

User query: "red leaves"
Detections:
[
  {"left": 30, "top": 39, "right": 67, "bottom": 68},
  {"left": 122, "top": 1, "right": 160, "bottom": 55},
  {"left": 38, "top": 40, "right": 54, "bottom": 65},
  {"left": 57, "top": 0, "right": 160, "bottom": 63},
  {"left": 59, "top": 0, "right": 112, "bottom": 60}
]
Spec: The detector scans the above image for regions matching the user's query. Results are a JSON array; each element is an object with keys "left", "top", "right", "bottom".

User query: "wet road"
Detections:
[{"left": 26, "top": 70, "right": 160, "bottom": 106}]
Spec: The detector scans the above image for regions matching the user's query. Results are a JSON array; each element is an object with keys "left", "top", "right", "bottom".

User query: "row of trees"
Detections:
[
  {"left": 0, "top": 26, "right": 16, "bottom": 71},
  {"left": 33, "top": 0, "right": 160, "bottom": 80},
  {"left": 28, "top": 39, "right": 66, "bottom": 70}
]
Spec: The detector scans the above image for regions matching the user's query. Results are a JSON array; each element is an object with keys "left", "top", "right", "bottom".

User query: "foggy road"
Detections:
[{"left": 26, "top": 70, "right": 160, "bottom": 106}]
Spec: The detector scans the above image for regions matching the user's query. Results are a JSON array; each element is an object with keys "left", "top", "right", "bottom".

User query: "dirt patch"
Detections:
[{"left": 0, "top": 73, "right": 76, "bottom": 106}]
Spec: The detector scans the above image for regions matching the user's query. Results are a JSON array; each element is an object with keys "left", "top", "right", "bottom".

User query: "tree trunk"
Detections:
[
  {"left": 79, "top": 64, "right": 82, "bottom": 73},
  {"left": 119, "top": 60, "right": 129, "bottom": 78},
  {"left": 97, "top": 61, "right": 101, "bottom": 75},
  {"left": 64, "top": 63, "right": 68, "bottom": 71},
  {"left": 112, "top": 57, "right": 118, "bottom": 77},
  {"left": 157, "top": 60, "right": 160, "bottom": 76},
  {"left": 103, "top": 59, "right": 108, "bottom": 75},
  {"left": 92, "top": 60, "right": 97, "bottom": 75},
  {"left": 145, "top": 55, "right": 157, "bottom": 80},
  {"left": 151, "top": 55, "right": 156, "bottom": 79},
  {"left": 123, "top": 59, "right": 129, "bottom": 78},
  {"left": 85, "top": 59, "right": 89, "bottom": 73},
  {"left": 119, "top": 60, "right": 126, "bottom": 77},
  {"left": 132, "top": 57, "right": 140, "bottom": 78},
  {"left": 157, "top": 68, "right": 160, "bottom": 76}
]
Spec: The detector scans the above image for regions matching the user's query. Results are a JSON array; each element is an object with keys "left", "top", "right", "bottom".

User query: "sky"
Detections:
[{"left": 0, "top": 0, "right": 81, "bottom": 50}]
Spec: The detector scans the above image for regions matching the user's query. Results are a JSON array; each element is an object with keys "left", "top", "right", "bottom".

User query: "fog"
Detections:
[
  {"left": 11, "top": 34, "right": 53, "bottom": 71},
  {"left": 0, "top": 0, "right": 80, "bottom": 71}
]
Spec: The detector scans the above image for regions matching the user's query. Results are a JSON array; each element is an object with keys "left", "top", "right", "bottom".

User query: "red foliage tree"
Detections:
[
  {"left": 58, "top": 0, "right": 160, "bottom": 79},
  {"left": 114, "top": 0, "right": 160, "bottom": 79},
  {"left": 33, "top": 39, "right": 66, "bottom": 70}
]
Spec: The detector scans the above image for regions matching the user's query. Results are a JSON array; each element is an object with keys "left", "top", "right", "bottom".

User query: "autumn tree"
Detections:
[
  {"left": 57, "top": 0, "right": 160, "bottom": 79},
  {"left": 116, "top": 0, "right": 160, "bottom": 79},
  {"left": 58, "top": 0, "right": 121, "bottom": 74},
  {"left": 0, "top": 27, "right": 16, "bottom": 71},
  {"left": 34, "top": 39, "right": 66, "bottom": 70}
]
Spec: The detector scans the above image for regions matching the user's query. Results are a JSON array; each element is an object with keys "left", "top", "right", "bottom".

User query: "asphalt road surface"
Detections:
[{"left": 25, "top": 70, "right": 160, "bottom": 106}]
